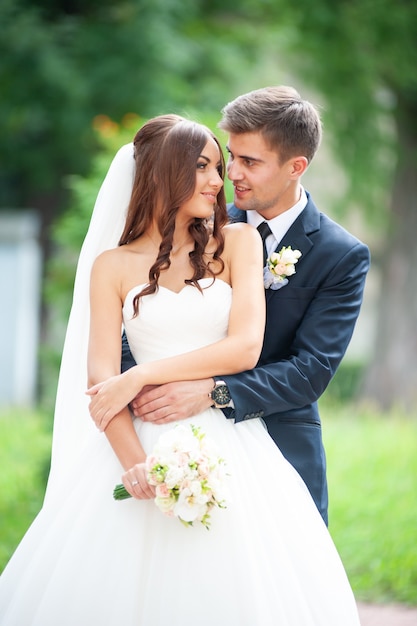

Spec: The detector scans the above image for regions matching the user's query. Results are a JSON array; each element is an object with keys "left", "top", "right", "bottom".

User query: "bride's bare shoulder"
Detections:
[
  {"left": 91, "top": 239, "right": 152, "bottom": 297},
  {"left": 91, "top": 241, "right": 144, "bottom": 277},
  {"left": 222, "top": 222, "right": 260, "bottom": 247},
  {"left": 94, "top": 238, "right": 147, "bottom": 264},
  {"left": 92, "top": 245, "right": 127, "bottom": 270}
]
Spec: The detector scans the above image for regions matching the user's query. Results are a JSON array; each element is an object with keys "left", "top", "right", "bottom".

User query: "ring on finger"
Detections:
[{"left": 131, "top": 480, "right": 139, "bottom": 487}]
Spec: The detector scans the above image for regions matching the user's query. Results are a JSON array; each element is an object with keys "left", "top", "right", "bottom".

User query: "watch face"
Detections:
[{"left": 212, "top": 384, "right": 231, "bottom": 407}]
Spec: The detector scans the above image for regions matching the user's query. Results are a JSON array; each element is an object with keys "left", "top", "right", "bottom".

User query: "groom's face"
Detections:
[{"left": 225, "top": 132, "right": 298, "bottom": 220}]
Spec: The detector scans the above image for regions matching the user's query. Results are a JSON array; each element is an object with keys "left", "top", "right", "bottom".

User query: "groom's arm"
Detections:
[
  {"left": 220, "top": 239, "right": 370, "bottom": 422},
  {"left": 121, "top": 334, "right": 214, "bottom": 422}
]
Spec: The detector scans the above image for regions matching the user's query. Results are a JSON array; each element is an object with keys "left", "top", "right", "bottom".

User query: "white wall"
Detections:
[{"left": 0, "top": 211, "right": 42, "bottom": 407}]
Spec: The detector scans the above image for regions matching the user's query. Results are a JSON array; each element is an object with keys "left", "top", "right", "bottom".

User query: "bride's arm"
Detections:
[
  {"left": 88, "top": 224, "right": 265, "bottom": 428},
  {"left": 86, "top": 249, "right": 151, "bottom": 479}
]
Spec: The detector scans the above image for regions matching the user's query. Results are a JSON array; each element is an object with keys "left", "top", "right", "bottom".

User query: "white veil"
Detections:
[{"left": 44, "top": 143, "right": 135, "bottom": 502}]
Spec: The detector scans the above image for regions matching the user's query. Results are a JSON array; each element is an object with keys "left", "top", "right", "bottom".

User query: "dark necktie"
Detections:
[{"left": 257, "top": 221, "right": 272, "bottom": 264}]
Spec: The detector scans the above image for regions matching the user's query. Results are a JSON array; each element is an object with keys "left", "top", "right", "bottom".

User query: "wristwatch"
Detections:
[{"left": 209, "top": 380, "right": 232, "bottom": 408}]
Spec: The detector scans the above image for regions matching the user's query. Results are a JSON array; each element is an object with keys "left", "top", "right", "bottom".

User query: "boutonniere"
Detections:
[{"left": 263, "top": 246, "right": 302, "bottom": 290}]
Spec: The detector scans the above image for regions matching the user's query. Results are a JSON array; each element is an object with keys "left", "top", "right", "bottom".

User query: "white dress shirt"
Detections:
[{"left": 247, "top": 188, "right": 308, "bottom": 259}]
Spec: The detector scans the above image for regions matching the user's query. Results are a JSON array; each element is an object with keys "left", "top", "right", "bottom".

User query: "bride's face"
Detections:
[{"left": 178, "top": 138, "right": 224, "bottom": 220}]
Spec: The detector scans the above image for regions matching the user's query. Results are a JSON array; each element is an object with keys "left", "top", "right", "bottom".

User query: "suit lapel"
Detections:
[
  {"left": 227, "top": 193, "right": 321, "bottom": 261},
  {"left": 273, "top": 194, "right": 320, "bottom": 259},
  {"left": 227, "top": 196, "right": 320, "bottom": 302}
]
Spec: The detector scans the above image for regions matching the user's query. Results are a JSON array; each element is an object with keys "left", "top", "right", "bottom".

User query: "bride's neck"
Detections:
[{"left": 146, "top": 223, "right": 194, "bottom": 255}]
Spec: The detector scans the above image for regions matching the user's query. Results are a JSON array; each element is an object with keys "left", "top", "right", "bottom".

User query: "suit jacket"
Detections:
[{"left": 221, "top": 193, "right": 370, "bottom": 524}]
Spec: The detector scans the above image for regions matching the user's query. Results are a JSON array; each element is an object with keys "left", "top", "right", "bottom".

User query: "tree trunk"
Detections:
[{"left": 361, "top": 95, "right": 417, "bottom": 410}]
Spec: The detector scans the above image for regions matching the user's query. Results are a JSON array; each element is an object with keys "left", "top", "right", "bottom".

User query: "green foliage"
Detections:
[
  {"left": 0, "top": 0, "right": 94, "bottom": 205},
  {"left": 322, "top": 407, "right": 417, "bottom": 605},
  {"left": 3, "top": 0, "right": 416, "bottom": 247},
  {"left": 0, "top": 0, "right": 261, "bottom": 212},
  {"left": 0, "top": 410, "right": 51, "bottom": 573},
  {"left": 250, "top": 0, "right": 417, "bottom": 223},
  {"left": 322, "top": 361, "right": 365, "bottom": 404}
]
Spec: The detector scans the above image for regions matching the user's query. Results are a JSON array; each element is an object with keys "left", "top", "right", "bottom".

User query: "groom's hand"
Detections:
[{"left": 132, "top": 379, "right": 214, "bottom": 424}]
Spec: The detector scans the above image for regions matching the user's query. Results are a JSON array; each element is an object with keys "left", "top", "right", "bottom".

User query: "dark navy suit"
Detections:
[
  {"left": 220, "top": 194, "right": 370, "bottom": 523},
  {"left": 122, "top": 192, "right": 370, "bottom": 524}
]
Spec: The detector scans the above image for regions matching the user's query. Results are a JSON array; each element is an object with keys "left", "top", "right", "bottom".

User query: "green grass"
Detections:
[
  {"left": 0, "top": 409, "right": 51, "bottom": 572},
  {"left": 0, "top": 405, "right": 416, "bottom": 606},
  {"left": 321, "top": 403, "right": 417, "bottom": 606}
]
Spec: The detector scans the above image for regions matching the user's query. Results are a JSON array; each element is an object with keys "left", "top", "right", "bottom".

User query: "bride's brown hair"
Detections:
[{"left": 119, "top": 115, "right": 227, "bottom": 315}]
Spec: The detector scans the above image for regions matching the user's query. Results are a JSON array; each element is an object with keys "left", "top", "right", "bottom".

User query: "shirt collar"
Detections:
[{"left": 247, "top": 187, "right": 308, "bottom": 245}]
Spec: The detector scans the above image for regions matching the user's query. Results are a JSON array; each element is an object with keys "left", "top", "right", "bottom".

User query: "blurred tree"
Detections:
[
  {"left": 0, "top": 0, "right": 259, "bottom": 252},
  {"left": 0, "top": 1, "right": 88, "bottom": 231}
]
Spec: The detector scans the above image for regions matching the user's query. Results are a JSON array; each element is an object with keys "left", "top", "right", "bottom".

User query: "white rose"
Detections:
[{"left": 174, "top": 489, "right": 207, "bottom": 523}]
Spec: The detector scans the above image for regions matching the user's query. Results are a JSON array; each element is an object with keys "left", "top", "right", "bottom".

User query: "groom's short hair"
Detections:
[{"left": 219, "top": 85, "right": 322, "bottom": 165}]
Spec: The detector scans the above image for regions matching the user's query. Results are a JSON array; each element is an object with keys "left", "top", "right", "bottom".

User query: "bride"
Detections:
[{"left": 0, "top": 114, "right": 360, "bottom": 625}]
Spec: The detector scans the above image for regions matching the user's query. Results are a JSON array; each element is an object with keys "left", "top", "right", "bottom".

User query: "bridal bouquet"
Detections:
[{"left": 113, "top": 423, "right": 228, "bottom": 529}]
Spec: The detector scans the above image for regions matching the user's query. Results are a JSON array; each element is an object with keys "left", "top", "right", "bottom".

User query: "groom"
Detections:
[{"left": 125, "top": 86, "right": 370, "bottom": 525}]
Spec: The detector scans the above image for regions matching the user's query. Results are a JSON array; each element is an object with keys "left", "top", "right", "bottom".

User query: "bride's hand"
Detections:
[
  {"left": 122, "top": 462, "right": 155, "bottom": 499},
  {"left": 86, "top": 370, "right": 141, "bottom": 431}
]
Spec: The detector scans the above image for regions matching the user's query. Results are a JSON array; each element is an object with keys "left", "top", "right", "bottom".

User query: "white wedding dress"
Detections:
[{"left": 0, "top": 277, "right": 360, "bottom": 626}]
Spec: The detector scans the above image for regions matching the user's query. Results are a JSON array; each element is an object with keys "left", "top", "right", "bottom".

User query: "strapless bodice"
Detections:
[{"left": 122, "top": 278, "right": 232, "bottom": 364}]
